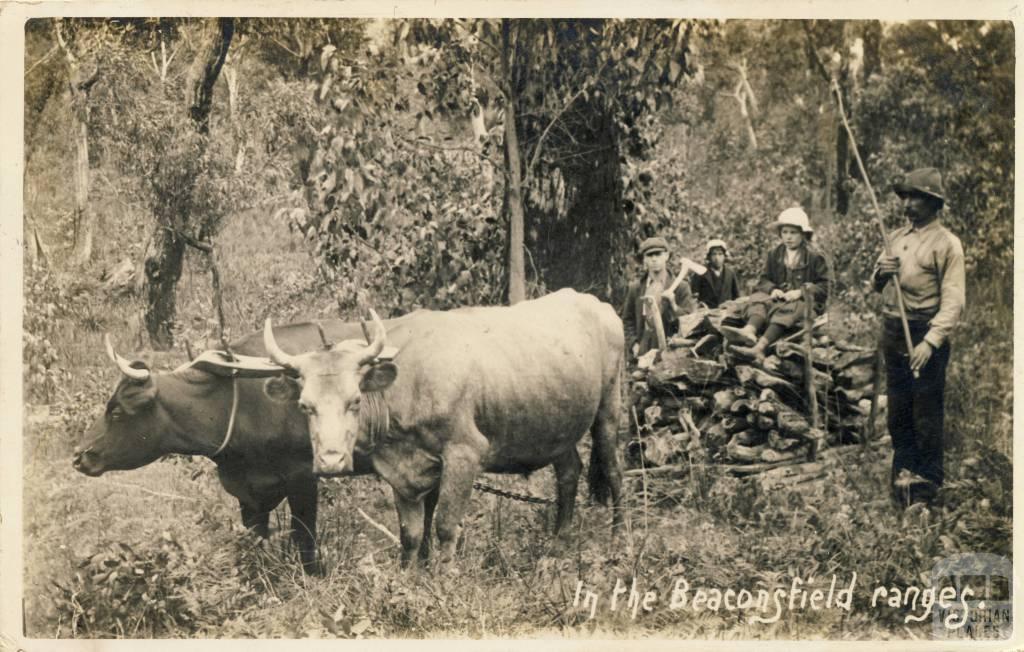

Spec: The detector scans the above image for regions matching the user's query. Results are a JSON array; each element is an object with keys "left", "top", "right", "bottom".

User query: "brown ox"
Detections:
[
  {"left": 72, "top": 320, "right": 402, "bottom": 573},
  {"left": 263, "top": 289, "right": 624, "bottom": 566}
]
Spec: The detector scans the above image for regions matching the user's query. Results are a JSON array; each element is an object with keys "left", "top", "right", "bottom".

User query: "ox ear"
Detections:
[
  {"left": 118, "top": 376, "right": 157, "bottom": 414},
  {"left": 360, "top": 362, "right": 397, "bottom": 393},
  {"left": 263, "top": 375, "right": 301, "bottom": 403}
]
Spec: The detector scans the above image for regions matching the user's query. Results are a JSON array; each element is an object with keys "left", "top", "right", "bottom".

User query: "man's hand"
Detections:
[
  {"left": 660, "top": 289, "right": 678, "bottom": 307},
  {"left": 781, "top": 289, "right": 803, "bottom": 302},
  {"left": 770, "top": 288, "right": 786, "bottom": 301},
  {"left": 910, "top": 340, "right": 933, "bottom": 373},
  {"left": 876, "top": 254, "right": 900, "bottom": 280}
]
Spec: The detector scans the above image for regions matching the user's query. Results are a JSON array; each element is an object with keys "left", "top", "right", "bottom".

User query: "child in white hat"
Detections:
[
  {"left": 721, "top": 207, "right": 832, "bottom": 362},
  {"left": 690, "top": 238, "right": 741, "bottom": 309}
]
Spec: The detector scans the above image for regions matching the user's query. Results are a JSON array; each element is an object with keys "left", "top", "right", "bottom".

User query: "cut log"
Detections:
[
  {"left": 837, "top": 363, "right": 875, "bottom": 388},
  {"left": 705, "top": 421, "right": 730, "bottom": 448},
  {"left": 760, "top": 448, "right": 804, "bottom": 463},
  {"left": 777, "top": 408, "right": 810, "bottom": 438},
  {"left": 678, "top": 408, "right": 701, "bottom": 438},
  {"left": 757, "top": 400, "right": 778, "bottom": 418},
  {"left": 650, "top": 380, "right": 692, "bottom": 397},
  {"left": 713, "top": 389, "right": 734, "bottom": 412},
  {"left": 649, "top": 348, "right": 726, "bottom": 387},
  {"left": 729, "top": 398, "right": 755, "bottom": 415},
  {"left": 755, "top": 414, "right": 775, "bottom": 431},
  {"left": 637, "top": 348, "right": 659, "bottom": 370},
  {"left": 733, "top": 429, "right": 763, "bottom": 446},
  {"left": 722, "top": 415, "right": 751, "bottom": 434},
  {"left": 676, "top": 311, "right": 713, "bottom": 340},
  {"left": 834, "top": 348, "right": 876, "bottom": 371},
  {"left": 735, "top": 365, "right": 800, "bottom": 396},
  {"left": 726, "top": 442, "right": 766, "bottom": 462},
  {"left": 682, "top": 396, "right": 710, "bottom": 413},
  {"left": 767, "top": 429, "right": 804, "bottom": 451}
]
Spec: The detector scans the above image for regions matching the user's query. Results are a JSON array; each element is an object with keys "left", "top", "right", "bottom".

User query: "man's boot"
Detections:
[
  {"left": 732, "top": 337, "right": 769, "bottom": 365},
  {"left": 721, "top": 324, "right": 758, "bottom": 347}
]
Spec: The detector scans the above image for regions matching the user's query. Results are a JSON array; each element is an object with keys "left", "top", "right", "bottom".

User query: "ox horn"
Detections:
[
  {"left": 315, "top": 321, "right": 333, "bottom": 350},
  {"left": 263, "top": 318, "right": 299, "bottom": 369},
  {"left": 355, "top": 309, "right": 386, "bottom": 365},
  {"left": 104, "top": 334, "right": 151, "bottom": 382}
]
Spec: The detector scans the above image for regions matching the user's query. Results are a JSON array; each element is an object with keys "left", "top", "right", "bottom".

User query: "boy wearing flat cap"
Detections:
[
  {"left": 873, "top": 167, "right": 965, "bottom": 506},
  {"left": 722, "top": 207, "right": 832, "bottom": 362},
  {"left": 621, "top": 236, "right": 698, "bottom": 357}
]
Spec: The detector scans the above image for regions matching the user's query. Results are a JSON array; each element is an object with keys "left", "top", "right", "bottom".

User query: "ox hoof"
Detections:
[{"left": 302, "top": 559, "right": 325, "bottom": 576}]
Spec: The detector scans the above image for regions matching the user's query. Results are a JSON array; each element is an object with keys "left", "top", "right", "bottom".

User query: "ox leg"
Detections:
[
  {"left": 392, "top": 488, "right": 425, "bottom": 569},
  {"left": 551, "top": 448, "right": 583, "bottom": 535},
  {"left": 286, "top": 478, "right": 321, "bottom": 575},
  {"left": 434, "top": 448, "right": 482, "bottom": 564},
  {"left": 240, "top": 501, "right": 272, "bottom": 540},
  {"left": 417, "top": 486, "right": 440, "bottom": 563},
  {"left": 591, "top": 380, "right": 624, "bottom": 533}
]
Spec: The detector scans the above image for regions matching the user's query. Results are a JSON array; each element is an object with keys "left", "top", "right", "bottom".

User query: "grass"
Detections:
[{"left": 21, "top": 197, "right": 1012, "bottom": 641}]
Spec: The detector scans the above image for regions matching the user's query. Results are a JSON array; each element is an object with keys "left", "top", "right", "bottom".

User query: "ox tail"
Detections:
[
  {"left": 587, "top": 436, "right": 614, "bottom": 505},
  {"left": 587, "top": 358, "right": 624, "bottom": 508}
]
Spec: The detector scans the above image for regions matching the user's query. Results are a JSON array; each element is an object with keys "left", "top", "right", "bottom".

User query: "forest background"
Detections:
[{"left": 12, "top": 16, "right": 1015, "bottom": 639}]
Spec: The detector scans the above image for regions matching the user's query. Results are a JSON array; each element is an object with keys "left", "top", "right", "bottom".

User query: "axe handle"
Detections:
[{"left": 665, "top": 258, "right": 707, "bottom": 295}]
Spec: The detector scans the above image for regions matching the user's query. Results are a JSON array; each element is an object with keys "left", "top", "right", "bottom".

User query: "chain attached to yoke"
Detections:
[{"left": 471, "top": 480, "right": 556, "bottom": 506}]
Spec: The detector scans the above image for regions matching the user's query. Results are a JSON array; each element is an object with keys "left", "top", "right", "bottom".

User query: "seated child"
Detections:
[
  {"left": 690, "top": 238, "right": 741, "bottom": 309},
  {"left": 721, "top": 208, "right": 832, "bottom": 362}
]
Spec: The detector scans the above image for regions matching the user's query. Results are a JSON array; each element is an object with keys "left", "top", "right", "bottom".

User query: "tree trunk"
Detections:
[
  {"left": 861, "top": 21, "right": 882, "bottom": 81},
  {"left": 184, "top": 18, "right": 234, "bottom": 134},
  {"left": 142, "top": 18, "right": 233, "bottom": 349},
  {"left": 224, "top": 61, "right": 238, "bottom": 121},
  {"left": 70, "top": 106, "right": 93, "bottom": 263},
  {"left": 502, "top": 20, "right": 526, "bottom": 305},
  {"left": 25, "top": 63, "right": 60, "bottom": 167},
  {"left": 143, "top": 228, "right": 186, "bottom": 350},
  {"left": 834, "top": 65, "right": 852, "bottom": 215},
  {"left": 54, "top": 20, "right": 100, "bottom": 265}
]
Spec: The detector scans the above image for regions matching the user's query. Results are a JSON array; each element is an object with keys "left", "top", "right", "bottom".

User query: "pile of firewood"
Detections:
[{"left": 624, "top": 302, "right": 885, "bottom": 475}]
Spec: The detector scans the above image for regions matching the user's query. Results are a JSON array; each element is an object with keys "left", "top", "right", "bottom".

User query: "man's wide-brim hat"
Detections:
[
  {"left": 638, "top": 236, "right": 669, "bottom": 258},
  {"left": 771, "top": 207, "right": 814, "bottom": 235},
  {"left": 893, "top": 167, "right": 946, "bottom": 203}
]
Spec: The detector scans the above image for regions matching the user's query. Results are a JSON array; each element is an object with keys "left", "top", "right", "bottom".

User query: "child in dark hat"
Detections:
[{"left": 620, "top": 236, "right": 698, "bottom": 357}]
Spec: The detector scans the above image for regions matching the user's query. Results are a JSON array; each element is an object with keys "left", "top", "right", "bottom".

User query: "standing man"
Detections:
[
  {"left": 873, "top": 167, "right": 965, "bottom": 506},
  {"left": 621, "top": 236, "right": 697, "bottom": 358}
]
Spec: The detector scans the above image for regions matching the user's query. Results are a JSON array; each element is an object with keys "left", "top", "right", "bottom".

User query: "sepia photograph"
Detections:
[{"left": 2, "top": 2, "right": 1016, "bottom": 645}]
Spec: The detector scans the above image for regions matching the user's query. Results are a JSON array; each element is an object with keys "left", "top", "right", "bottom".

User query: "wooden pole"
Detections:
[
  {"left": 803, "top": 286, "right": 819, "bottom": 425},
  {"left": 830, "top": 78, "right": 918, "bottom": 379}
]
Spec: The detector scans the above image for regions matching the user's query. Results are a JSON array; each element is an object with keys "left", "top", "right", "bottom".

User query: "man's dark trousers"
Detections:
[{"left": 883, "top": 317, "right": 951, "bottom": 488}]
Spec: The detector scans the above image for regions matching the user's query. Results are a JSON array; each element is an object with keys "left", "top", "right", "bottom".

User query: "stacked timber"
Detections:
[{"left": 625, "top": 305, "right": 885, "bottom": 475}]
